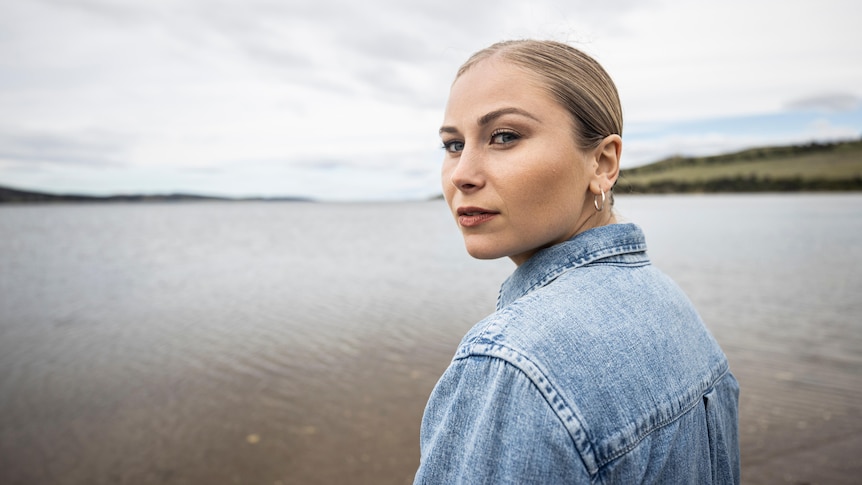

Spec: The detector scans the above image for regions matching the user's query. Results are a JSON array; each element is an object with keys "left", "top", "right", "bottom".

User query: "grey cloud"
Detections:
[
  {"left": 26, "top": 1, "right": 455, "bottom": 77},
  {"left": 0, "top": 130, "right": 127, "bottom": 167},
  {"left": 22, "top": 0, "right": 650, "bottom": 105},
  {"left": 352, "top": 63, "right": 426, "bottom": 103},
  {"left": 234, "top": 157, "right": 362, "bottom": 172},
  {"left": 292, "top": 159, "right": 354, "bottom": 171},
  {"left": 343, "top": 31, "right": 441, "bottom": 65},
  {"left": 11, "top": 0, "right": 662, "bottom": 136},
  {"left": 785, "top": 94, "right": 861, "bottom": 113},
  {"left": 31, "top": 0, "right": 320, "bottom": 67},
  {"left": 33, "top": 0, "right": 149, "bottom": 22},
  {"left": 278, "top": 146, "right": 439, "bottom": 174}
]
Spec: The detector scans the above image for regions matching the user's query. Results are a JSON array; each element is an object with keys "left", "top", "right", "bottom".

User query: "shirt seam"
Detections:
[
  {"left": 454, "top": 338, "right": 732, "bottom": 477},
  {"left": 599, "top": 366, "right": 732, "bottom": 467},
  {"left": 498, "top": 240, "right": 648, "bottom": 310},
  {"left": 454, "top": 340, "right": 602, "bottom": 476},
  {"left": 523, "top": 243, "right": 647, "bottom": 298}
]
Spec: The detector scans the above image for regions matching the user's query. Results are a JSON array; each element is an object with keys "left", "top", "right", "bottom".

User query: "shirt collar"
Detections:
[{"left": 496, "top": 223, "right": 649, "bottom": 310}]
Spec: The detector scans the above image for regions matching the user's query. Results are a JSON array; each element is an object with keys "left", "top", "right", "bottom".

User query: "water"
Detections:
[{"left": 1, "top": 194, "right": 860, "bottom": 484}]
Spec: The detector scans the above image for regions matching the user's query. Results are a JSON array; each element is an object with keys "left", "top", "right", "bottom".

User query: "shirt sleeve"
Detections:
[{"left": 414, "top": 354, "right": 591, "bottom": 485}]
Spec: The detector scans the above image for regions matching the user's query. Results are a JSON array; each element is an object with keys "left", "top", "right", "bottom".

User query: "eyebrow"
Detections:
[{"left": 439, "top": 107, "right": 541, "bottom": 135}]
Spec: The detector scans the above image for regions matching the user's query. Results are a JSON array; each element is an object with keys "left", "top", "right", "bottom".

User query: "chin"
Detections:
[
  {"left": 467, "top": 250, "right": 504, "bottom": 260},
  {"left": 463, "top": 240, "right": 508, "bottom": 261}
]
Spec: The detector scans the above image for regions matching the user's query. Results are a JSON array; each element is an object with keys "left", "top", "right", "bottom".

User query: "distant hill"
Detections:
[
  {"left": 617, "top": 139, "right": 862, "bottom": 193},
  {"left": 0, "top": 186, "right": 312, "bottom": 204}
]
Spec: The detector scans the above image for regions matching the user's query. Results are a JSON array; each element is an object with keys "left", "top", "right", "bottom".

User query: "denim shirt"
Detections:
[{"left": 415, "top": 223, "right": 739, "bottom": 484}]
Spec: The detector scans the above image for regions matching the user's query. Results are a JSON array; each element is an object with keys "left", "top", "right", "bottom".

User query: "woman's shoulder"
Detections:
[{"left": 451, "top": 280, "right": 733, "bottom": 474}]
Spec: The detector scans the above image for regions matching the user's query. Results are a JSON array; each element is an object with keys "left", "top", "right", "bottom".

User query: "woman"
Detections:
[{"left": 415, "top": 40, "right": 739, "bottom": 484}]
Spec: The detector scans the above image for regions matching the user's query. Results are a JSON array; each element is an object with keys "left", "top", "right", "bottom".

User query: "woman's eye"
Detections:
[
  {"left": 442, "top": 140, "right": 464, "bottom": 153},
  {"left": 491, "top": 131, "right": 519, "bottom": 144}
]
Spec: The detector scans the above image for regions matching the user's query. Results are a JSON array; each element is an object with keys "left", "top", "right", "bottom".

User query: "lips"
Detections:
[{"left": 457, "top": 206, "right": 499, "bottom": 227}]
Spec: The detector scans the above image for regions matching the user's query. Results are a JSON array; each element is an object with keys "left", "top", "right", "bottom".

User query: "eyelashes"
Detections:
[
  {"left": 440, "top": 129, "right": 522, "bottom": 154},
  {"left": 441, "top": 140, "right": 464, "bottom": 153},
  {"left": 490, "top": 129, "right": 520, "bottom": 145}
]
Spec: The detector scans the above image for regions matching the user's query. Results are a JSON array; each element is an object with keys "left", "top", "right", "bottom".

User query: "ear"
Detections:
[{"left": 588, "top": 134, "right": 621, "bottom": 195}]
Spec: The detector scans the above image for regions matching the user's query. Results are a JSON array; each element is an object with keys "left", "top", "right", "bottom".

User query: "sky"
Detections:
[{"left": 1, "top": 0, "right": 861, "bottom": 201}]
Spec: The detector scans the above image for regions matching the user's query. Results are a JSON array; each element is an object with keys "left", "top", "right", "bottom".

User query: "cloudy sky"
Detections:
[{"left": 1, "top": 0, "right": 860, "bottom": 200}]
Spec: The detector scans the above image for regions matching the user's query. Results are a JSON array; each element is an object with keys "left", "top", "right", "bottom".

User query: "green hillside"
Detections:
[{"left": 617, "top": 139, "right": 862, "bottom": 193}]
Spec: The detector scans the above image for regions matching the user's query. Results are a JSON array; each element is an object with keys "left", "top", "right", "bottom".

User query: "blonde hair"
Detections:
[{"left": 457, "top": 40, "right": 623, "bottom": 150}]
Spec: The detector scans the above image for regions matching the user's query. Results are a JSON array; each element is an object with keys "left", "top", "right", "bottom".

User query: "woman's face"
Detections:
[{"left": 440, "top": 58, "right": 602, "bottom": 265}]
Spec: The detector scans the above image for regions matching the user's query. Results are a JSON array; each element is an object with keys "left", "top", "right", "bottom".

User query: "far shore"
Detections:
[{"left": 3, "top": 138, "right": 861, "bottom": 204}]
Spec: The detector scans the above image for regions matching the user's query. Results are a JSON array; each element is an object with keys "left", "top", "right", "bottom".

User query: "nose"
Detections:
[{"left": 447, "top": 145, "right": 485, "bottom": 193}]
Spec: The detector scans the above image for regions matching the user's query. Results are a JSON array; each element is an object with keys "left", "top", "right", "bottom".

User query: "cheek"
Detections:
[
  {"left": 511, "top": 158, "right": 577, "bottom": 201},
  {"left": 506, "top": 159, "right": 585, "bottom": 222}
]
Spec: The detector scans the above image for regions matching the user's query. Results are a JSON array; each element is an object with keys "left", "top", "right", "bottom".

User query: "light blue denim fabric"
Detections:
[{"left": 415, "top": 223, "right": 739, "bottom": 484}]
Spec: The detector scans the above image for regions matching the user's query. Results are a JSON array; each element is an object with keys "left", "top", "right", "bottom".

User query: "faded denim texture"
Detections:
[{"left": 415, "top": 223, "right": 739, "bottom": 484}]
